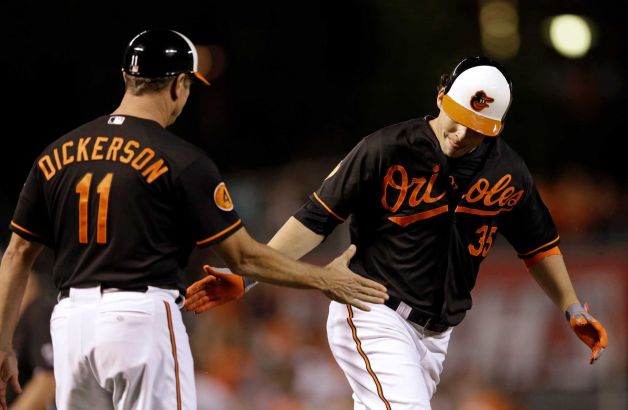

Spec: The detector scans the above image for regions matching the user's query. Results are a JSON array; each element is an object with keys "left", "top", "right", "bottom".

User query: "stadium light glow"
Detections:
[
  {"left": 479, "top": 0, "right": 520, "bottom": 59},
  {"left": 548, "top": 15, "right": 592, "bottom": 58}
]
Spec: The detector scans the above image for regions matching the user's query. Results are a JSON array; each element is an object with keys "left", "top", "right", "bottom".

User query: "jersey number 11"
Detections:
[{"left": 75, "top": 172, "right": 114, "bottom": 244}]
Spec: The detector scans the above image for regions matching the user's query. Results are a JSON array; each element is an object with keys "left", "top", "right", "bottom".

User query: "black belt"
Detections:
[
  {"left": 385, "top": 296, "right": 450, "bottom": 333},
  {"left": 58, "top": 286, "right": 183, "bottom": 304}
]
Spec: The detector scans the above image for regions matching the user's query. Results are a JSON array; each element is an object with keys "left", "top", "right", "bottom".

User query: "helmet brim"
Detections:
[
  {"left": 192, "top": 71, "right": 210, "bottom": 86},
  {"left": 442, "top": 94, "right": 502, "bottom": 137}
]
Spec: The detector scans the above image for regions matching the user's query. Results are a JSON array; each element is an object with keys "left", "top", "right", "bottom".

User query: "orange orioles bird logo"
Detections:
[
  {"left": 214, "top": 182, "right": 234, "bottom": 211},
  {"left": 470, "top": 90, "right": 494, "bottom": 111}
]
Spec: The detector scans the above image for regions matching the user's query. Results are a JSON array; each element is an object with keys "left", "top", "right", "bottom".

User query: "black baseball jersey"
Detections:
[
  {"left": 11, "top": 115, "right": 242, "bottom": 293},
  {"left": 7, "top": 299, "right": 55, "bottom": 406},
  {"left": 295, "top": 117, "right": 559, "bottom": 326}
]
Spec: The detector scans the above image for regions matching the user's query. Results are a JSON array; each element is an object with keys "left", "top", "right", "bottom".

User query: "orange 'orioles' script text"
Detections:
[{"left": 381, "top": 164, "right": 524, "bottom": 226}]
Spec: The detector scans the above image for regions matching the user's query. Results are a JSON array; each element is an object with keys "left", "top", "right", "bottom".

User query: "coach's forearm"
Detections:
[
  {"left": 528, "top": 253, "right": 579, "bottom": 311},
  {"left": 224, "top": 238, "right": 329, "bottom": 290},
  {"left": 214, "top": 222, "right": 326, "bottom": 289},
  {"left": 0, "top": 236, "right": 41, "bottom": 348},
  {"left": 8, "top": 371, "right": 55, "bottom": 410},
  {"left": 227, "top": 217, "right": 324, "bottom": 290}
]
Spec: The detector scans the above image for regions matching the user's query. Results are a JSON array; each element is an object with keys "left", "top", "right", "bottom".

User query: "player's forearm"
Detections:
[
  {"left": 528, "top": 253, "right": 579, "bottom": 311},
  {"left": 267, "top": 217, "right": 324, "bottom": 259}
]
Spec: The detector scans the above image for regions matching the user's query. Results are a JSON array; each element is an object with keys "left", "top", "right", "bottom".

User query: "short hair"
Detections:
[
  {"left": 437, "top": 73, "right": 451, "bottom": 92},
  {"left": 123, "top": 73, "right": 191, "bottom": 96}
]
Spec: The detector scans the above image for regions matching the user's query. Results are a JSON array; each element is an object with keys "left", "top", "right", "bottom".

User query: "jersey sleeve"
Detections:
[
  {"left": 176, "top": 156, "right": 243, "bottom": 247},
  {"left": 294, "top": 138, "right": 374, "bottom": 236},
  {"left": 10, "top": 162, "right": 53, "bottom": 245},
  {"left": 499, "top": 171, "right": 560, "bottom": 266}
]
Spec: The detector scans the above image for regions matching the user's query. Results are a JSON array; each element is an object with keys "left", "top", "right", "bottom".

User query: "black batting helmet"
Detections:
[{"left": 122, "top": 29, "right": 210, "bottom": 85}]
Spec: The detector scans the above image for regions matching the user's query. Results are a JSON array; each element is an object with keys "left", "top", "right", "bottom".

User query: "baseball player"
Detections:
[
  {"left": 0, "top": 29, "right": 387, "bottom": 410},
  {"left": 185, "top": 56, "right": 609, "bottom": 409}
]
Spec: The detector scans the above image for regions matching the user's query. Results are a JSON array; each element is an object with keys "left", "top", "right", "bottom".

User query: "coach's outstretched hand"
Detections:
[
  {"left": 186, "top": 245, "right": 388, "bottom": 314},
  {"left": 0, "top": 349, "right": 21, "bottom": 410},
  {"left": 322, "top": 245, "right": 387, "bottom": 312},
  {"left": 184, "top": 267, "right": 244, "bottom": 313},
  {"left": 566, "top": 303, "right": 608, "bottom": 364}
]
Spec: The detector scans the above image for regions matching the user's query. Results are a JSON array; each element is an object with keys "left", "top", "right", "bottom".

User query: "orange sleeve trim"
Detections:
[
  {"left": 518, "top": 236, "right": 560, "bottom": 257},
  {"left": 312, "top": 192, "right": 346, "bottom": 222},
  {"left": 346, "top": 305, "right": 392, "bottom": 410},
  {"left": 523, "top": 247, "right": 562, "bottom": 268},
  {"left": 10, "top": 221, "right": 47, "bottom": 241},
  {"left": 196, "top": 219, "right": 242, "bottom": 246},
  {"left": 163, "top": 302, "right": 182, "bottom": 410}
]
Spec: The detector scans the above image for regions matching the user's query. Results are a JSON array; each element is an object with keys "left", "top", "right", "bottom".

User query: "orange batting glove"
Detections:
[
  {"left": 184, "top": 266, "right": 246, "bottom": 313},
  {"left": 565, "top": 303, "right": 608, "bottom": 364}
]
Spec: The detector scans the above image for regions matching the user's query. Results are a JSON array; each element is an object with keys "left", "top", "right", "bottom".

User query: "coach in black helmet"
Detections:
[
  {"left": 0, "top": 29, "right": 387, "bottom": 410},
  {"left": 186, "top": 56, "right": 608, "bottom": 409}
]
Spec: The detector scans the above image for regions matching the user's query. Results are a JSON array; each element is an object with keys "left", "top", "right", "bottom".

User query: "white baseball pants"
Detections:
[
  {"left": 327, "top": 301, "right": 452, "bottom": 410},
  {"left": 50, "top": 286, "right": 195, "bottom": 410}
]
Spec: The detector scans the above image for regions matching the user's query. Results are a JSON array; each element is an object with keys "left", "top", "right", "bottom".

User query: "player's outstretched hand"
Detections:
[
  {"left": 323, "top": 245, "right": 388, "bottom": 312},
  {"left": 566, "top": 302, "right": 608, "bottom": 364},
  {"left": 0, "top": 349, "right": 21, "bottom": 410},
  {"left": 184, "top": 266, "right": 245, "bottom": 314}
]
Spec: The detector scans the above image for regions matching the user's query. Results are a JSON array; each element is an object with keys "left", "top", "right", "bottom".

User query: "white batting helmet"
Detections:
[{"left": 441, "top": 56, "right": 512, "bottom": 137}]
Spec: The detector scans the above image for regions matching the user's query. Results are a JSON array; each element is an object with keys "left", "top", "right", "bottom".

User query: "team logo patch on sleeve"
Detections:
[{"left": 213, "top": 182, "right": 234, "bottom": 211}]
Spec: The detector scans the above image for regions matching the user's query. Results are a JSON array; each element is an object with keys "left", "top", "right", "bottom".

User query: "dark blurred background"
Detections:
[
  {"left": 1, "top": 1, "right": 626, "bottom": 409},
  {"left": 1, "top": 0, "right": 626, "bottom": 210}
]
